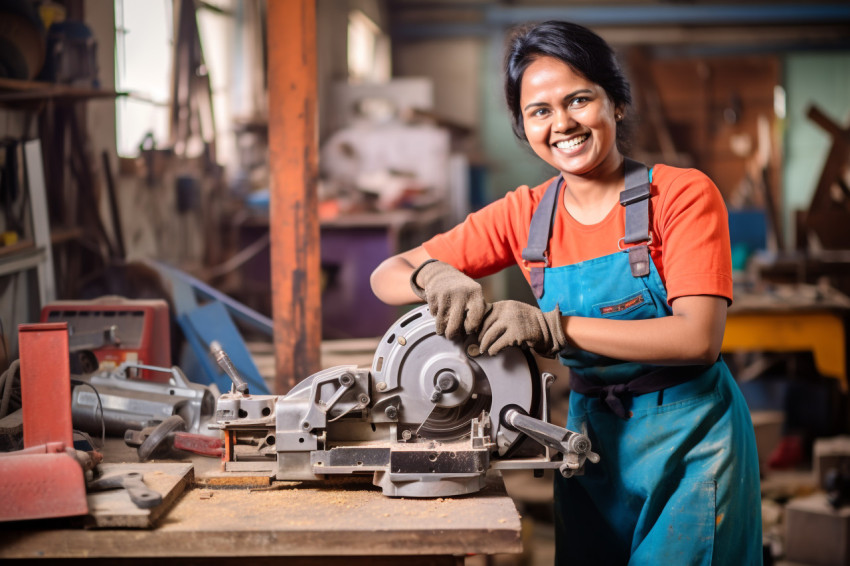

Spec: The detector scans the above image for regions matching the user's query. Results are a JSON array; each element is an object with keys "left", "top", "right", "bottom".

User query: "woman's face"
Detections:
[{"left": 519, "top": 56, "right": 622, "bottom": 178}]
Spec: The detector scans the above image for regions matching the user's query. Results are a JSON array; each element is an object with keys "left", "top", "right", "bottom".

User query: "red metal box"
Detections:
[{"left": 40, "top": 297, "right": 171, "bottom": 382}]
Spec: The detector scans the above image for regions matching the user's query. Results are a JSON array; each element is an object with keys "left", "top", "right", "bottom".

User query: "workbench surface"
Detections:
[{"left": 0, "top": 456, "right": 523, "bottom": 564}]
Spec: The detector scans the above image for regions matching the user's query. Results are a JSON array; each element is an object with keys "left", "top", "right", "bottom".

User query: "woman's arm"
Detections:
[
  {"left": 563, "top": 295, "right": 727, "bottom": 366},
  {"left": 369, "top": 246, "right": 434, "bottom": 305}
]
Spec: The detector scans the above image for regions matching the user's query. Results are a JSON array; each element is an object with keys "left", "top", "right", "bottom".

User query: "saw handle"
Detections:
[{"left": 502, "top": 407, "right": 600, "bottom": 477}]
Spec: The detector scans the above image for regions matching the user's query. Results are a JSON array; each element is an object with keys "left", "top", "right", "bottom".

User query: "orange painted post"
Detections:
[{"left": 267, "top": 0, "right": 321, "bottom": 392}]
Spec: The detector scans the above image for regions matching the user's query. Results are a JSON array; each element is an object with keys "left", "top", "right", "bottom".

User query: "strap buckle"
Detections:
[
  {"left": 521, "top": 252, "right": 549, "bottom": 271},
  {"left": 617, "top": 233, "right": 653, "bottom": 251}
]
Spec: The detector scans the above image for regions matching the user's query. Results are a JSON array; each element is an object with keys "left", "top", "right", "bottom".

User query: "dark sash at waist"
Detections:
[{"left": 569, "top": 364, "right": 709, "bottom": 419}]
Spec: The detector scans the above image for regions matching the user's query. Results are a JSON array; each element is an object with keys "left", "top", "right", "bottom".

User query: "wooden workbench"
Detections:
[{"left": 0, "top": 439, "right": 523, "bottom": 565}]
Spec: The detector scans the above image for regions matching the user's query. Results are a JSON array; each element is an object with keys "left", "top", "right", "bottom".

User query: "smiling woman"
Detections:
[
  {"left": 519, "top": 58, "right": 622, "bottom": 224},
  {"left": 519, "top": 60, "right": 619, "bottom": 178},
  {"left": 369, "top": 20, "right": 763, "bottom": 566}
]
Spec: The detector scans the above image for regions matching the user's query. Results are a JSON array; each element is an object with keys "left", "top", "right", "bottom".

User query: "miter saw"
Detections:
[{"left": 212, "top": 305, "right": 599, "bottom": 497}]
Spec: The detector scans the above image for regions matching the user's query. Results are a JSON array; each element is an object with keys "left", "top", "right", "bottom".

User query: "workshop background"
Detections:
[{"left": 1, "top": 0, "right": 850, "bottom": 564}]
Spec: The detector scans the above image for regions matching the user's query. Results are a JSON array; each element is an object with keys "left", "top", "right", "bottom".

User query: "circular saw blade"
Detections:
[
  {"left": 371, "top": 305, "right": 541, "bottom": 443},
  {"left": 416, "top": 375, "right": 492, "bottom": 440}
]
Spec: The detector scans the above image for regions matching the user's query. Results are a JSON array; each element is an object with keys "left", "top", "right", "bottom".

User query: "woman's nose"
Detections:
[{"left": 553, "top": 108, "right": 571, "bottom": 132}]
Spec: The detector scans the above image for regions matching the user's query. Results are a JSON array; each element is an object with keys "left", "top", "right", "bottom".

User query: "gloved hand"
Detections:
[
  {"left": 410, "top": 259, "right": 487, "bottom": 338},
  {"left": 477, "top": 300, "right": 567, "bottom": 357}
]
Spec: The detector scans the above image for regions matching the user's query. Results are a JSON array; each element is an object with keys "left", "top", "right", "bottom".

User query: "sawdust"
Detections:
[{"left": 195, "top": 475, "right": 271, "bottom": 488}]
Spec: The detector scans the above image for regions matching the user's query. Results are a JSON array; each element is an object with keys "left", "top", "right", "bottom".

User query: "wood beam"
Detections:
[{"left": 267, "top": 0, "right": 321, "bottom": 391}]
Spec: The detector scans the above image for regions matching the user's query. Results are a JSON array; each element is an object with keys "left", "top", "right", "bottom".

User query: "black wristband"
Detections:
[{"left": 409, "top": 259, "right": 440, "bottom": 300}]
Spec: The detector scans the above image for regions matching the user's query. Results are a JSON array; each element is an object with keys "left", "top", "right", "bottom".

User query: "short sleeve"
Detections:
[{"left": 653, "top": 167, "right": 733, "bottom": 305}]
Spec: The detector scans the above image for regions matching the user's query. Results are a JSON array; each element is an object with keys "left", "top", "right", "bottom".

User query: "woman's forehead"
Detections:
[{"left": 520, "top": 57, "right": 597, "bottom": 96}]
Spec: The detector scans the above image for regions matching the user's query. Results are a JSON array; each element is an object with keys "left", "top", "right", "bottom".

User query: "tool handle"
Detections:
[
  {"left": 87, "top": 472, "right": 162, "bottom": 509},
  {"left": 210, "top": 340, "right": 250, "bottom": 395},
  {"left": 121, "top": 472, "right": 163, "bottom": 509},
  {"left": 173, "top": 432, "right": 224, "bottom": 457}
]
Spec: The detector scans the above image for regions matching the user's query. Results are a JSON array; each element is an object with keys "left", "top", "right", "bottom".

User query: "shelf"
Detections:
[
  {"left": 0, "top": 245, "right": 46, "bottom": 278},
  {"left": 0, "top": 77, "right": 122, "bottom": 103}
]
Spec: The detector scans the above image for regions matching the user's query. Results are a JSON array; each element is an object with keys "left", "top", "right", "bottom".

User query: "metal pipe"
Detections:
[{"left": 390, "top": 4, "right": 850, "bottom": 40}]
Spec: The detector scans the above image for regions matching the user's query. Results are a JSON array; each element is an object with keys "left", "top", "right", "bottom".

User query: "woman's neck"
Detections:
[{"left": 561, "top": 154, "right": 625, "bottom": 225}]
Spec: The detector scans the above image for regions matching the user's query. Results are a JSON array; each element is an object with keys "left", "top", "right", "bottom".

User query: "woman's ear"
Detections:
[{"left": 614, "top": 106, "right": 625, "bottom": 122}]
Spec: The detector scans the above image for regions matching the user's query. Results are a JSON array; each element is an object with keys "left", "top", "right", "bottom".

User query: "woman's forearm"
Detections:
[
  {"left": 370, "top": 246, "right": 433, "bottom": 305},
  {"left": 562, "top": 295, "right": 728, "bottom": 366}
]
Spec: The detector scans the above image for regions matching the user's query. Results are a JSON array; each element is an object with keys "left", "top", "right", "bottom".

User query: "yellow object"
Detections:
[
  {"left": 39, "top": 1, "right": 66, "bottom": 30},
  {"left": 723, "top": 310, "right": 847, "bottom": 391},
  {"left": 1, "top": 231, "right": 18, "bottom": 246}
]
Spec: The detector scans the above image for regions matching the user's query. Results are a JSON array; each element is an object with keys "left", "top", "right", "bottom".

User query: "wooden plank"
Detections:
[
  {"left": 0, "top": 77, "right": 120, "bottom": 102},
  {"left": 86, "top": 463, "right": 194, "bottom": 528},
  {"left": 195, "top": 470, "right": 273, "bottom": 489}
]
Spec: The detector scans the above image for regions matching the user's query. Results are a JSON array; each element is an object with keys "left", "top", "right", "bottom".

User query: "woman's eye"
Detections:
[
  {"left": 531, "top": 108, "right": 549, "bottom": 118},
  {"left": 570, "top": 97, "right": 589, "bottom": 107}
]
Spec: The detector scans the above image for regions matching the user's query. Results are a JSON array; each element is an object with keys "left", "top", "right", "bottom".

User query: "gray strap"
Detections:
[
  {"left": 521, "top": 160, "right": 651, "bottom": 294},
  {"left": 521, "top": 176, "right": 562, "bottom": 262},
  {"left": 522, "top": 176, "right": 562, "bottom": 299},
  {"left": 620, "top": 158, "right": 651, "bottom": 277},
  {"left": 620, "top": 157, "right": 651, "bottom": 245}
]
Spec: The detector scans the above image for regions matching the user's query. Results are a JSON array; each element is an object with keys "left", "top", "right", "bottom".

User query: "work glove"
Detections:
[
  {"left": 477, "top": 300, "right": 567, "bottom": 357},
  {"left": 410, "top": 259, "right": 487, "bottom": 339}
]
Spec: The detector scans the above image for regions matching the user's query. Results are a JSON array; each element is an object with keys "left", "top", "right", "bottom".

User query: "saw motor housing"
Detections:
[{"left": 212, "top": 306, "right": 597, "bottom": 497}]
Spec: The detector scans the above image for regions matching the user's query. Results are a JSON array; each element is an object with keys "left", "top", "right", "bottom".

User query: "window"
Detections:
[
  {"left": 114, "top": 0, "right": 174, "bottom": 157},
  {"left": 347, "top": 9, "right": 389, "bottom": 83}
]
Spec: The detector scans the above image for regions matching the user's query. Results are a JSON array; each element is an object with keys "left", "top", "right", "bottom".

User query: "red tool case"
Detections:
[{"left": 40, "top": 297, "right": 171, "bottom": 382}]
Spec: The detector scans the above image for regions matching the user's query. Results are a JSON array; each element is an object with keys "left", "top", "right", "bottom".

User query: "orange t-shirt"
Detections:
[{"left": 422, "top": 164, "right": 733, "bottom": 305}]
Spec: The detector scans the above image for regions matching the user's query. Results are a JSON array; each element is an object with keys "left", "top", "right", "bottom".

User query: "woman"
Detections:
[{"left": 370, "top": 20, "right": 762, "bottom": 565}]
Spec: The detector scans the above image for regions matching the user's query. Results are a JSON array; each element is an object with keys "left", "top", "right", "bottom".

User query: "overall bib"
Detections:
[{"left": 522, "top": 159, "right": 762, "bottom": 565}]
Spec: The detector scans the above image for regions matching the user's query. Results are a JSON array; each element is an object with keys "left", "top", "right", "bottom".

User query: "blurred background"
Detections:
[{"left": 1, "top": 0, "right": 849, "bottom": 341}]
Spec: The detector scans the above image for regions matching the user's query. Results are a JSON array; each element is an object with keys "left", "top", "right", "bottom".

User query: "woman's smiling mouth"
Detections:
[{"left": 554, "top": 134, "right": 589, "bottom": 150}]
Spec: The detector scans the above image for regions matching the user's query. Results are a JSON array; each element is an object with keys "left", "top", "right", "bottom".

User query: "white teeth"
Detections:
[{"left": 555, "top": 134, "right": 588, "bottom": 149}]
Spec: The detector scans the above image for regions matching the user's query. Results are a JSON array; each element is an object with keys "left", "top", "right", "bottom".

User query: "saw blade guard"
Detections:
[{"left": 370, "top": 305, "right": 539, "bottom": 455}]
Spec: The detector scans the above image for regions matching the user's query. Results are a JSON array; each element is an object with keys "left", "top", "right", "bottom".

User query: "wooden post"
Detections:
[{"left": 267, "top": 0, "right": 321, "bottom": 391}]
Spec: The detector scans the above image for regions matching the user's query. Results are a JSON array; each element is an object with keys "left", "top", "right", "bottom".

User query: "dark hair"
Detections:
[{"left": 504, "top": 21, "right": 632, "bottom": 149}]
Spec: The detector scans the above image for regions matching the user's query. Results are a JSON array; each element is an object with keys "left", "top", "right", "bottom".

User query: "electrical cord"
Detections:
[
  {"left": 0, "top": 316, "right": 8, "bottom": 370},
  {"left": 69, "top": 379, "right": 106, "bottom": 449},
  {"left": 0, "top": 362, "right": 106, "bottom": 450},
  {"left": 0, "top": 359, "right": 20, "bottom": 419}
]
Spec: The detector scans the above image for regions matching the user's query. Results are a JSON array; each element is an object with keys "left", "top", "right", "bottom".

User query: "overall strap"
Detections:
[
  {"left": 619, "top": 157, "right": 652, "bottom": 277},
  {"left": 521, "top": 175, "right": 562, "bottom": 299}
]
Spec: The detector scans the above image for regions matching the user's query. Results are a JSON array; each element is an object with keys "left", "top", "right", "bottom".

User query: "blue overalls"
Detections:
[{"left": 521, "top": 159, "right": 763, "bottom": 565}]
